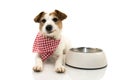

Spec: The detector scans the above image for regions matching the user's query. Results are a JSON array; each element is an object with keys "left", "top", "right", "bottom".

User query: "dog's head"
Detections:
[{"left": 34, "top": 10, "right": 67, "bottom": 38}]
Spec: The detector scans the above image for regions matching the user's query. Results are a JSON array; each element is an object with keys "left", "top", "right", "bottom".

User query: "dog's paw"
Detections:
[
  {"left": 55, "top": 65, "right": 66, "bottom": 73},
  {"left": 33, "top": 65, "right": 43, "bottom": 72}
]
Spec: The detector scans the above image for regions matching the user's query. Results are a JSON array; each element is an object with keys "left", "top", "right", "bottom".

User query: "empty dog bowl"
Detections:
[{"left": 65, "top": 47, "right": 107, "bottom": 70}]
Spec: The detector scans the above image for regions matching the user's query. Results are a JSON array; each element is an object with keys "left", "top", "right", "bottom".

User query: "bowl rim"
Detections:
[
  {"left": 66, "top": 63, "right": 107, "bottom": 70},
  {"left": 70, "top": 47, "right": 103, "bottom": 53}
]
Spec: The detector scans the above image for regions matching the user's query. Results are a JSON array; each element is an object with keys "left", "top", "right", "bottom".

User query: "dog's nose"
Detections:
[{"left": 46, "top": 25, "right": 53, "bottom": 32}]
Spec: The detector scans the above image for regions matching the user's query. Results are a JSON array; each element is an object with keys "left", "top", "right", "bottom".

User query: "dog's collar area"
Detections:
[
  {"left": 41, "top": 34, "right": 59, "bottom": 40},
  {"left": 43, "top": 35, "right": 56, "bottom": 40},
  {"left": 46, "top": 36, "right": 55, "bottom": 39}
]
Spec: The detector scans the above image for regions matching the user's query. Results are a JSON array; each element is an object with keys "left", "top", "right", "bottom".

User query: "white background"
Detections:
[{"left": 0, "top": 0, "right": 120, "bottom": 80}]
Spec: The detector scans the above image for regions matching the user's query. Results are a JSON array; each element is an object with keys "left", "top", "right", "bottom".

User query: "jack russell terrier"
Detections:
[{"left": 32, "top": 10, "right": 69, "bottom": 73}]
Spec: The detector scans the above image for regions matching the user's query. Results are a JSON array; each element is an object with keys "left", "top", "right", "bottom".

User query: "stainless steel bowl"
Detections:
[{"left": 66, "top": 47, "right": 107, "bottom": 70}]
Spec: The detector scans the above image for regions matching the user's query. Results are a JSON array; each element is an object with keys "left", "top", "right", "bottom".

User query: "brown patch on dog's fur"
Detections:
[
  {"left": 34, "top": 12, "right": 46, "bottom": 30},
  {"left": 50, "top": 10, "right": 67, "bottom": 21},
  {"left": 56, "top": 21, "right": 63, "bottom": 29},
  {"left": 39, "top": 21, "right": 44, "bottom": 30},
  {"left": 34, "top": 12, "right": 46, "bottom": 23},
  {"left": 50, "top": 10, "right": 67, "bottom": 29}
]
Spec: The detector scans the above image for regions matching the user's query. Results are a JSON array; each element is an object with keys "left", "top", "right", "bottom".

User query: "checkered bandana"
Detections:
[{"left": 33, "top": 32, "right": 60, "bottom": 61}]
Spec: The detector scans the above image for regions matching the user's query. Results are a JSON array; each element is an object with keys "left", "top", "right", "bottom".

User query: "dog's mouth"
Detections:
[
  {"left": 47, "top": 30, "right": 56, "bottom": 34},
  {"left": 43, "top": 30, "right": 56, "bottom": 38}
]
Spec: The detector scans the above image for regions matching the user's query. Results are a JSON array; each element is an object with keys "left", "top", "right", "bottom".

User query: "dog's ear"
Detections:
[
  {"left": 55, "top": 10, "right": 67, "bottom": 21},
  {"left": 34, "top": 12, "right": 45, "bottom": 23}
]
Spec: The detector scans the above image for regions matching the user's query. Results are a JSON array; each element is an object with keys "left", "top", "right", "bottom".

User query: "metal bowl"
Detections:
[{"left": 65, "top": 47, "right": 107, "bottom": 70}]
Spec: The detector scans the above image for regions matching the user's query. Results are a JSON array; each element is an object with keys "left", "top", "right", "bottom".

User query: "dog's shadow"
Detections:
[{"left": 32, "top": 60, "right": 107, "bottom": 80}]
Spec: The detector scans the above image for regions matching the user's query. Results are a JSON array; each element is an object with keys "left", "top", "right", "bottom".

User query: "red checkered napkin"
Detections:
[{"left": 33, "top": 32, "right": 60, "bottom": 61}]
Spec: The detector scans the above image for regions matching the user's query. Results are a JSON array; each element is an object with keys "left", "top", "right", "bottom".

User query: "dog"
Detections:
[{"left": 32, "top": 10, "right": 69, "bottom": 73}]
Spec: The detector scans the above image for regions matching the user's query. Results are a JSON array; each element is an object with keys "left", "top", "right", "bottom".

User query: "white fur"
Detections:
[
  {"left": 40, "top": 13, "right": 61, "bottom": 38},
  {"left": 33, "top": 13, "right": 70, "bottom": 73}
]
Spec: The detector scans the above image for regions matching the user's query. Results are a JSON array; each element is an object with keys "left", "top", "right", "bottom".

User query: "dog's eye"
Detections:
[
  {"left": 52, "top": 18, "right": 58, "bottom": 22},
  {"left": 41, "top": 19, "right": 46, "bottom": 23}
]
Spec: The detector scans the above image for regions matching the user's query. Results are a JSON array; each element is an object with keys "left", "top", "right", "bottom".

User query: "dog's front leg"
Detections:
[
  {"left": 55, "top": 54, "right": 65, "bottom": 73},
  {"left": 33, "top": 54, "right": 43, "bottom": 72}
]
